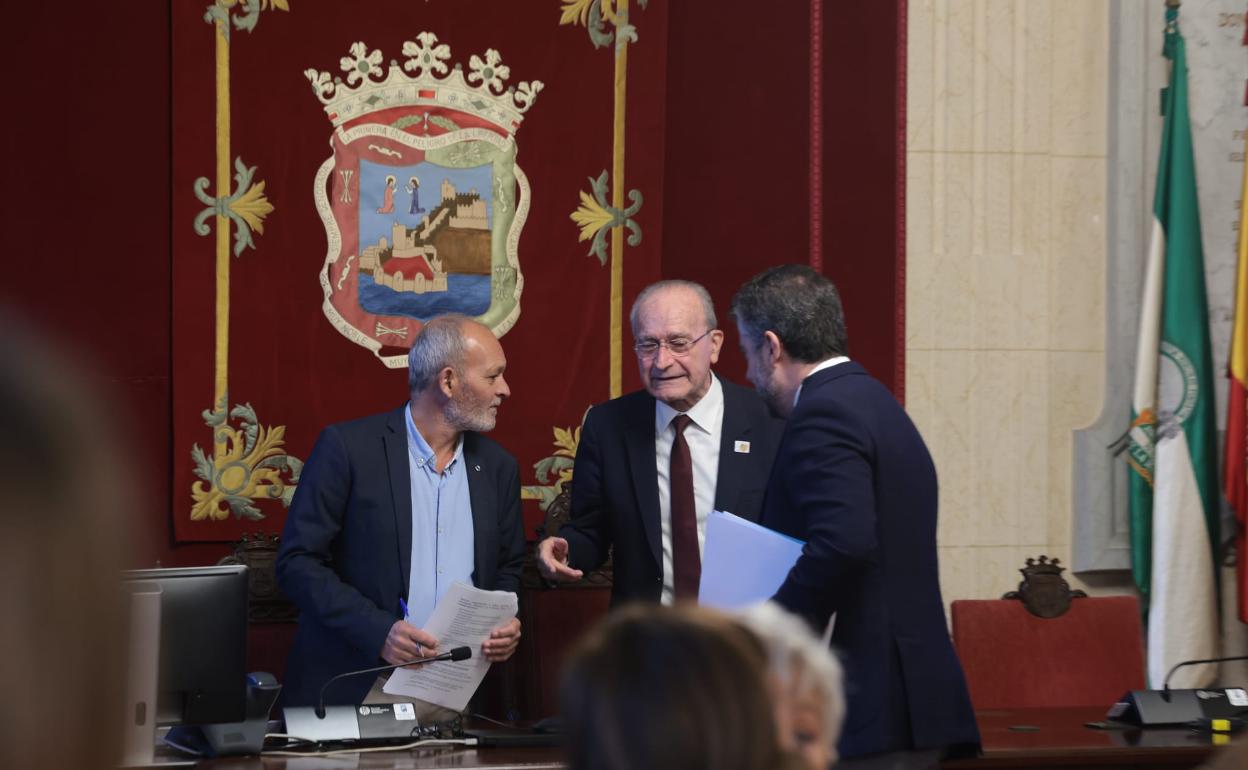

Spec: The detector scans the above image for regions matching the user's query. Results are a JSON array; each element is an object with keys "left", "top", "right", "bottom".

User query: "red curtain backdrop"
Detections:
[
  {"left": 662, "top": 1, "right": 903, "bottom": 392},
  {"left": 5, "top": 0, "right": 904, "bottom": 564},
  {"left": 170, "top": 1, "right": 670, "bottom": 541}
]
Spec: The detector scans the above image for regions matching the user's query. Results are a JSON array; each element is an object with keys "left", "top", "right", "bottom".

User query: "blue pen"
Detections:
[{"left": 398, "top": 598, "right": 424, "bottom": 656}]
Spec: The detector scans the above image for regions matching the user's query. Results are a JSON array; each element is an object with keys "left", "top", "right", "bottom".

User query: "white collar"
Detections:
[
  {"left": 655, "top": 373, "right": 724, "bottom": 436},
  {"left": 793, "top": 356, "right": 850, "bottom": 407}
]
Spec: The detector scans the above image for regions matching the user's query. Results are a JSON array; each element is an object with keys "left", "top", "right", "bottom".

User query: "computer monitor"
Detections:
[{"left": 122, "top": 565, "right": 249, "bottom": 726}]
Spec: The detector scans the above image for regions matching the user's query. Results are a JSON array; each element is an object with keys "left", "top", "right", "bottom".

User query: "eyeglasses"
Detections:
[{"left": 633, "top": 329, "right": 714, "bottom": 357}]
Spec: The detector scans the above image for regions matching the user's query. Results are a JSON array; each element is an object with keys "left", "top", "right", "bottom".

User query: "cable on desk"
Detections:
[{"left": 467, "top": 711, "right": 515, "bottom": 728}]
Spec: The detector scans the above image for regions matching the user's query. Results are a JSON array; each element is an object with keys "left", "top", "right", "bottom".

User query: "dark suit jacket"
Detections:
[
  {"left": 275, "top": 406, "right": 525, "bottom": 707},
  {"left": 561, "top": 378, "right": 784, "bottom": 606},
  {"left": 763, "top": 362, "right": 979, "bottom": 759}
]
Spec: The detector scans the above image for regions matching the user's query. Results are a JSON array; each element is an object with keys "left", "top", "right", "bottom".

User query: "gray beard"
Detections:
[{"left": 446, "top": 397, "right": 496, "bottom": 433}]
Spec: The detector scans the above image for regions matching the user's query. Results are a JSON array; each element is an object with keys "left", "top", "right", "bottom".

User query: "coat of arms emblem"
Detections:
[{"left": 305, "top": 34, "right": 542, "bottom": 366}]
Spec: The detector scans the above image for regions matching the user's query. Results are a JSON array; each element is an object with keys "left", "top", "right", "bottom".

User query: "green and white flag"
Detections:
[{"left": 1126, "top": 6, "right": 1220, "bottom": 689}]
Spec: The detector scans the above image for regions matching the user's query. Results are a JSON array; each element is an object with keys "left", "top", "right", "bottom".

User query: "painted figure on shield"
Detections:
[
  {"left": 377, "top": 174, "right": 397, "bottom": 214},
  {"left": 407, "top": 175, "right": 424, "bottom": 215}
]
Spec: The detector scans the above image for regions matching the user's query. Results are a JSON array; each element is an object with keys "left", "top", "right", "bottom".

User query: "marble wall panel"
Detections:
[
  {"left": 1050, "top": 0, "right": 1109, "bottom": 158},
  {"left": 907, "top": 150, "right": 935, "bottom": 350},
  {"left": 938, "top": 545, "right": 978, "bottom": 606},
  {"left": 1048, "top": 157, "right": 1107, "bottom": 352},
  {"left": 1013, "top": 153, "right": 1052, "bottom": 350},
  {"left": 971, "top": 154, "right": 1019, "bottom": 349},
  {"left": 1020, "top": 0, "right": 1052, "bottom": 155},
  {"left": 940, "top": 0, "right": 978, "bottom": 154},
  {"left": 933, "top": 153, "right": 977, "bottom": 350},
  {"left": 907, "top": 0, "right": 936, "bottom": 153},
  {"left": 1048, "top": 351, "right": 1105, "bottom": 548},
  {"left": 907, "top": 0, "right": 1112, "bottom": 605},
  {"left": 932, "top": 350, "right": 975, "bottom": 547},
  {"left": 980, "top": 0, "right": 1015, "bottom": 154}
]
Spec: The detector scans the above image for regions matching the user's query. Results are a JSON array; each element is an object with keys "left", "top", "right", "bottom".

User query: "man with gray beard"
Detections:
[{"left": 277, "top": 314, "right": 525, "bottom": 707}]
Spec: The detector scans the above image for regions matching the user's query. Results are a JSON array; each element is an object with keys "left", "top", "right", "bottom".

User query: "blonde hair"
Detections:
[{"left": 737, "top": 602, "right": 847, "bottom": 756}]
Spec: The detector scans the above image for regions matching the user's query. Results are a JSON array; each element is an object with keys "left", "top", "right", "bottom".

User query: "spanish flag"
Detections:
[{"left": 1224, "top": 130, "right": 1248, "bottom": 624}]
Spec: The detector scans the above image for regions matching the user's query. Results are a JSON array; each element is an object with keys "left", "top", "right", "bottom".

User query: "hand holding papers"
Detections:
[
  {"left": 382, "top": 581, "right": 518, "bottom": 710},
  {"left": 698, "top": 510, "right": 805, "bottom": 610}
]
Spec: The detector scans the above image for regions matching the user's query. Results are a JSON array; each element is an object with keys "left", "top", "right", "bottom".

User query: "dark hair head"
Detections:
[
  {"left": 730, "top": 264, "right": 848, "bottom": 363},
  {"left": 560, "top": 605, "right": 800, "bottom": 770}
]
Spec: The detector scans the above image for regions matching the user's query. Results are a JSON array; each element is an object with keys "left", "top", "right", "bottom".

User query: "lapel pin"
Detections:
[
  {"left": 734, "top": 440, "right": 751, "bottom": 454},
  {"left": 474, "top": 464, "right": 482, "bottom": 471}
]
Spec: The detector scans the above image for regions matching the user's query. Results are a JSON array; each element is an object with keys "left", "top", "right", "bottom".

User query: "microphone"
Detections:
[
  {"left": 1162, "top": 655, "right": 1248, "bottom": 699},
  {"left": 315, "top": 646, "right": 472, "bottom": 719}
]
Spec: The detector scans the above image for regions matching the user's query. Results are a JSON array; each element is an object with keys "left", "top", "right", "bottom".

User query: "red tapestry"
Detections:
[{"left": 172, "top": 0, "right": 668, "bottom": 541}]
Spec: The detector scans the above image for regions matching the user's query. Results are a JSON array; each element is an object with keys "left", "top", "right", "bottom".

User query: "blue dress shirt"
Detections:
[{"left": 403, "top": 405, "right": 475, "bottom": 629}]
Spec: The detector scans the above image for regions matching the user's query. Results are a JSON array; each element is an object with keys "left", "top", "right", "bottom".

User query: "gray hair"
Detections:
[
  {"left": 731, "top": 264, "right": 847, "bottom": 362},
  {"left": 407, "top": 314, "right": 472, "bottom": 394},
  {"left": 629, "top": 280, "right": 718, "bottom": 336},
  {"left": 736, "top": 601, "right": 846, "bottom": 756}
]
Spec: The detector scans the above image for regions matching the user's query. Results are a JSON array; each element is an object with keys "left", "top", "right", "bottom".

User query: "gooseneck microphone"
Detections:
[
  {"left": 315, "top": 646, "right": 472, "bottom": 718},
  {"left": 1162, "top": 654, "right": 1248, "bottom": 699}
]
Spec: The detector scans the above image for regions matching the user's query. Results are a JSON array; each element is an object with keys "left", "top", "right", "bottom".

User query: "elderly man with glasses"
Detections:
[{"left": 537, "top": 280, "right": 784, "bottom": 606}]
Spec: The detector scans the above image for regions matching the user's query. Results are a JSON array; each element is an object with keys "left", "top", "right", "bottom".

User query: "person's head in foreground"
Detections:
[
  {"left": 0, "top": 320, "right": 129, "bottom": 769},
  {"left": 738, "top": 602, "right": 847, "bottom": 770},
  {"left": 560, "top": 604, "right": 806, "bottom": 770}
]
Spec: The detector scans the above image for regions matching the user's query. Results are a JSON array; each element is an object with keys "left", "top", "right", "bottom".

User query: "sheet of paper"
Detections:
[
  {"left": 382, "top": 581, "right": 517, "bottom": 711},
  {"left": 698, "top": 510, "right": 805, "bottom": 610}
]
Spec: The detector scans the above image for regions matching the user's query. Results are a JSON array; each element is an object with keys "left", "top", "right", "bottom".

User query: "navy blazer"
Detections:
[
  {"left": 276, "top": 407, "right": 525, "bottom": 707},
  {"left": 561, "top": 378, "right": 784, "bottom": 605},
  {"left": 763, "top": 362, "right": 979, "bottom": 758}
]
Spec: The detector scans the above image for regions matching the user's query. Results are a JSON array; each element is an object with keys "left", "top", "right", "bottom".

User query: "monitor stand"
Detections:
[
  {"left": 121, "top": 582, "right": 162, "bottom": 767},
  {"left": 161, "top": 674, "right": 281, "bottom": 758}
]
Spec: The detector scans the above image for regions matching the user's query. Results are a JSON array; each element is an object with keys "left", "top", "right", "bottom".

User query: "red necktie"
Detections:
[{"left": 670, "top": 414, "right": 700, "bottom": 601}]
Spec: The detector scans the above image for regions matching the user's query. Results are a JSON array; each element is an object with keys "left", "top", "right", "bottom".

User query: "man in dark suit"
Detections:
[
  {"left": 731, "top": 265, "right": 979, "bottom": 766},
  {"left": 537, "top": 280, "right": 783, "bottom": 605},
  {"left": 277, "top": 315, "right": 525, "bottom": 707}
]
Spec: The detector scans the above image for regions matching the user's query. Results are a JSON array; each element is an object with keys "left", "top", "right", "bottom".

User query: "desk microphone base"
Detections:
[
  {"left": 283, "top": 703, "right": 427, "bottom": 744},
  {"left": 1108, "top": 687, "right": 1248, "bottom": 726}
]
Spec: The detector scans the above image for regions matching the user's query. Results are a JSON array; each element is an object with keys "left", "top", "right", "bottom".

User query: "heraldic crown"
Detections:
[
  {"left": 304, "top": 32, "right": 543, "bottom": 133},
  {"left": 1018, "top": 554, "right": 1065, "bottom": 581}
]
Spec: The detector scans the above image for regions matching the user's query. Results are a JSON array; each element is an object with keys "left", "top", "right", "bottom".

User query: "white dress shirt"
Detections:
[{"left": 654, "top": 374, "right": 723, "bottom": 605}]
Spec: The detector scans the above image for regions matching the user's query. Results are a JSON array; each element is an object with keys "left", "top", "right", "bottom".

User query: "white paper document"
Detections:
[
  {"left": 698, "top": 510, "right": 805, "bottom": 610},
  {"left": 382, "top": 581, "right": 518, "bottom": 711}
]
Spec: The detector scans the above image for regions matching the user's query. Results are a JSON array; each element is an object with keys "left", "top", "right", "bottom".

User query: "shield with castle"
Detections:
[{"left": 306, "top": 34, "right": 542, "bottom": 365}]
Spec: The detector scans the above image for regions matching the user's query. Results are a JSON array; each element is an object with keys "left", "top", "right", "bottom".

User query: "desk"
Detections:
[
  {"left": 169, "top": 707, "right": 1244, "bottom": 769},
  {"left": 940, "top": 707, "right": 1238, "bottom": 769},
  {"left": 196, "top": 745, "right": 564, "bottom": 769}
]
